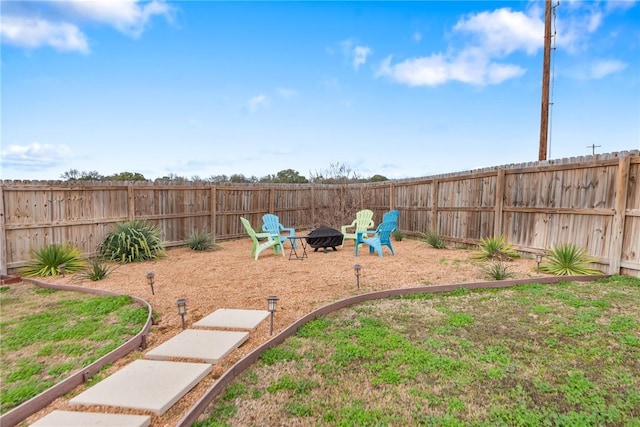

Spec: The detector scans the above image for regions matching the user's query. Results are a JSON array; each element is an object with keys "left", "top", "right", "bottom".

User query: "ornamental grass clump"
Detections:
[
  {"left": 186, "top": 230, "right": 215, "bottom": 251},
  {"left": 540, "top": 243, "right": 602, "bottom": 276},
  {"left": 472, "top": 236, "right": 520, "bottom": 261},
  {"left": 421, "top": 230, "right": 446, "bottom": 249},
  {"left": 21, "top": 243, "right": 86, "bottom": 277},
  {"left": 78, "top": 258, "right": 117, "bottom": 281},
  {"left": 99, "top": 220, "right": 165, "bottom": 263}
]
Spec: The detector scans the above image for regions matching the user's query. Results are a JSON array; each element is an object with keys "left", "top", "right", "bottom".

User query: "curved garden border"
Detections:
[
  {"left": 176, "top": 274, "right": 607, "bottom": 427},
  {"left": 0, "top": 279, "right": 154, "bottom": 427}
]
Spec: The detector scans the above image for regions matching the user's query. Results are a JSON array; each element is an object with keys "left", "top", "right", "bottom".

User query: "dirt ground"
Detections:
[{"left": 24, "top": 236, "right": 548, "bottom": 427}]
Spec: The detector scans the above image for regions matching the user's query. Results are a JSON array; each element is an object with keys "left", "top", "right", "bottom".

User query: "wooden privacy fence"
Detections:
[{"left": 1, "top": 150, "right": 638, "bottom": 277}]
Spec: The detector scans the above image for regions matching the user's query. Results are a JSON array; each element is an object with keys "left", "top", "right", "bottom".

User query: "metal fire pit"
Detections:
[{"left": 306, "top": 226, "right": 343, "bottom": 253}]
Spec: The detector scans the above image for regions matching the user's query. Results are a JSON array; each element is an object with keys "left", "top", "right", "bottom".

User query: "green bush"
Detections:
[
  {"left": 391, "top": 229, "right": 405, "bottom": 242},
  {"left": 78, "top": 258, "right": 116, "bottom": 281},
  {"left": 187, "top": 230, "right": 214, "bottom": 251},
  {"left": 421, "top": 231, "right": 446, "bottom": 249},
  {"left": 99, "top": 220, "right": 165, "bottom": 263},
  {"left": 21, "top": 244, "right": 86, "bottom": 277},
  {"left": 472, "top": 236, "right": 520, "bottom": 261},
  {"left": 483, "top": 261, "right": 514, "bottom": 280},
  {"left": 540, "top": 244, "right": 602, "bottom": 276}
]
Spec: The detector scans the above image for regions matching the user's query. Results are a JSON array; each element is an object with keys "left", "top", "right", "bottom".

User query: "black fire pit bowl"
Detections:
[{"left": 307, "top": 226, "right": 343, "bottom": 253}]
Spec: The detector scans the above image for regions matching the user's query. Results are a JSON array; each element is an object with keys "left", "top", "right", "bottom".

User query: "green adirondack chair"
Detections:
[
  {"left": 240, "top": 217, "right": 285, "bottom": 260},
  {"left": 341, "top": 209, "right": 375, "bottom": 246}
]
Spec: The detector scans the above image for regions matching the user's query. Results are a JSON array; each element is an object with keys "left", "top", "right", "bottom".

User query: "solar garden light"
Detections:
[
  {"left": 146, "top": 272, "right": 156, "bottom": 295},
  {"left": 535, "top": 253, "right": 544, "bottom": 274},
  {"left": 176, "top": 298, "right": 188, "bottom": 329},
  {"left": 354, "top": 264, "right": 362, "bottom": 289},
  {"left": 267, "top": 295, "right": 279, "bottom": 336},
  {"left": 58, "top": 264, "right": 66, "bottom": 277}
]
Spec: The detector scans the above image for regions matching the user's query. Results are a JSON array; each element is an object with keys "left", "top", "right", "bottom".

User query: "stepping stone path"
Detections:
[{"left": 31, "top": 309, "right": 270, "bottom": 426}]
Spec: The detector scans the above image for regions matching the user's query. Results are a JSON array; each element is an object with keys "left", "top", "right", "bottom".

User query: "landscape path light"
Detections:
[
  {"left": 536, "top": 253, "right": 544, "bottom": 274},
  {"left": 267, "top": 296, "right": 279, "bottom": 336},
  {"left": 354, "top": 264, "right": 362, "bottom": 289},
  {"left": 146, "top": 272, "right": 156, "bottom": 295},
  {"left": 176, "top": 298, "right": 187, "bottom": 329},
  {"left": 58, "top": 264, "right": 66, "bottom": 277}
]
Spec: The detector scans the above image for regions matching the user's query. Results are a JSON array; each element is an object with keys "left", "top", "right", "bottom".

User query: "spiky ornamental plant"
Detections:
[
  {"left": 99, "top": 220, "right": 165, "bottom": 263},
  {"left": 21, "top": 243, "right": 86, "bottom": 277},
  {"left": 186, "top": 230, "right": 214, "bottom": 251},
  {"left": 472, "top": 236, "right": 520, "bottom": 261},
  {"left": 540, "top": 244, "right": 602, "bottom": 276},
  {"left": 421, "top": 230, "right": 446, "bottom": 249}
]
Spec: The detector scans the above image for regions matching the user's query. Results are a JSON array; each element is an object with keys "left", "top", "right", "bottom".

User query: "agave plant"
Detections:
[
  {"left": 483, "top": 261, "right": 514, "bottom": 281},
  {"left": 77, "top": 258, "right": 117, "bottom": 281},
  {"left": 99, "top": 220, "right": 165, "bottom": 263},
  {"left": 186, "top": 230, "right": 214, "bottom": 251},
  {"left": 472, "top": 236, "right": 520, "bottom": 261},
  {"left": 540, "top": 244, "right": 602, "bottom": 276},
  {"left": 421, "top": 230, "right": 446, "bottom": 249},
  {"left": 21, "top": 243, "right": 86, "bottom": 277}
]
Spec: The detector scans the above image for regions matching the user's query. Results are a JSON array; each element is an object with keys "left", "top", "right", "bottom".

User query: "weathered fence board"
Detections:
[{"left": 1, "top": 151, "right": 638, "bottom": 277}]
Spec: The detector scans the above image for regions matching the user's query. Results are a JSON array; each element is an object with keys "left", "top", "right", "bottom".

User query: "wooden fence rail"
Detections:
[{"left": 1, "top": 151, "right": 638, "bottom": 278}]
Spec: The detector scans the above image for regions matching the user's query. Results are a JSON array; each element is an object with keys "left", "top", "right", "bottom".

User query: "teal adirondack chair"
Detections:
[
  {"left": 355, "top": 221, "right": 397, "bottom": 257},
  {"left": 262, "top": 214, "right": 296, "bottom": 251},
  {"left": 382, "top": 210, "right": 399, "bottom": 230},
  {"left": 341, "top": 209, "right": 375, "bottom": 246},
  {"left": 240, "top": 217, "right": 285, "bottom": 260}
]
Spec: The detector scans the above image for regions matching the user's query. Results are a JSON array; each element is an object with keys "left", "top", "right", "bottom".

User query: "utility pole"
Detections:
[
  {"left": 538, "top": 0, "right": 552, "bottom": 161},
  {"left": 587, "top": 144, "right": 601, "bottom": 155}
]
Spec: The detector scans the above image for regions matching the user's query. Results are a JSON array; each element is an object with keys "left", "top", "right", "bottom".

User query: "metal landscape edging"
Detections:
[
  {"left": 0, "top": 279, "right": 154, "bottom": 427},
  {"left": 176, "top": 274, "right": 607, "bottom": 427}
]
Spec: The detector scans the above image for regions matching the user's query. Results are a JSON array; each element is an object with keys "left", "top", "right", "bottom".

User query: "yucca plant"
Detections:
[
  {"left": 421, "top": 230, "right": 446, "bottom": 249},
  {"left": 483, "top": 261, "right": 514, "bottom": 281},
  {"left": 21, "top": 243, "right": 86, "bottom": 277},
  {"left": 78, "top": 258, "right": 117, "bottom": 281},
  {"left": 472, "top": 236, "right": 520, "bottom": 261},
  {"left": 187, "top": 230, "right": 214, "bottom": 251},
  {"left": 540, "top": 244, "right": 602, "bottom": 276},
  {"left": 99, "top": 220, "right": 165, "bottom": 263},
  {"left": 392, "top": 229, "right": 405, "bottom": 242}
]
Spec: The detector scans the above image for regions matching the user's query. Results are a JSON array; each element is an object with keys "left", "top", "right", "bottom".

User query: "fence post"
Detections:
[
  {"left": 127, "top": 184, "right": 135, "bottom": 221},
  {"left": 210, "top": 186, "right": 217, "bottom": 241},
  {"left": 608, "top": 155, "right": 630, "bottom": 275},
  {"left": 0, "top": 184, "right": 6, "bottom": 275},
  {"left": 431, "top": 179, "right": 439, "bottom": 232},
  {"left": 493, "top": 169, "right": 505, "bottom": 237}
]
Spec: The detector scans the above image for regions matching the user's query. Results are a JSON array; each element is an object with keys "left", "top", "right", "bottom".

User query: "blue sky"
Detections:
[{"left": 1, "top": 1, "right": 639, "bottom": 181}]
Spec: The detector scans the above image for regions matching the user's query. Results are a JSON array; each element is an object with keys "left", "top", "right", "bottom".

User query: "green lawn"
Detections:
[
  {"left": 195, "top": 276, "right": 640, "bottom": 426},
  {"left": 0, "top": 284, "right": 147, "bottom": 414}
]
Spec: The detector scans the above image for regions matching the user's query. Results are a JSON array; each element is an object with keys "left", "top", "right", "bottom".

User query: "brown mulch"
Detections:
[{"left": 24, "top": 236, "right": 547, "bottom": 426}]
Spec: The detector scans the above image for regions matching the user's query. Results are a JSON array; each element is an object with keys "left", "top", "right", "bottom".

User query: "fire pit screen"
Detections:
[{"left": 306, "top": 226, "right": 343, "bottom": 252}]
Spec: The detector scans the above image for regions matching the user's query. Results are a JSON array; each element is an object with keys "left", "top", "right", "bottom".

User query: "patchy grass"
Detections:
[
  {"left": 195, "top": 276, "right": 640, "bottom": 426},
  {"left": 0, "top": 283, "right": 147, "bottom": 414}
]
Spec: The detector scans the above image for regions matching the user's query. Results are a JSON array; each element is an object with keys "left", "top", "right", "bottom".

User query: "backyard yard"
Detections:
[{"left": 5, "top": 236, "right": 615, "bottom": 426}]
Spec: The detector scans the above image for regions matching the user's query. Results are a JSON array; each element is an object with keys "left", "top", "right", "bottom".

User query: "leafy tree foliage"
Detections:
[
  {"left": 261, "top": 169, "right": 308, "bottom": 183},
  {"left": 105, "top": 172, "right": 147, "bottom": 182}
]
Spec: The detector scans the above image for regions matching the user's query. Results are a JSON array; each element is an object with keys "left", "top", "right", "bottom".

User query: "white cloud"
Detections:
[
  {"left": 339, "top": 38, "right": 372, "bottom": 71},
  {"left": 453, "top": 8, "right": 544, "bottom": 56},
  {"left": 352, "top": 45, "right": 372, "bottom": 70},
  {"left": 276, "top": 87, "right": 299, "bottom": 98},
  {"left": 246, "top": 95, "right": 269, "bottom": 113},
  {"left": 0, "top": 142, "right": 72, "bottom": 171},
  {"left": 0, "top": 16, "right": 89, "bottom": 53},
  {"left": 565, "top": 59, "right": 628, "bottom": 80},
  {"left": 0, "top": 0, "right": 173, "bottom": 53},
  {"left": 413, "top": 32, "right": 423, "bottom": 42}
]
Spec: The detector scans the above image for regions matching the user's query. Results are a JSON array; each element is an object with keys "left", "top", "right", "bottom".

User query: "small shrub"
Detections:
[
  {"left": 78, "top": 258, "right": 116, "bottom": 281},
  {"left": 21, "top": 244, "right": 86, "bottom": 277},
  {"left": 472, "top": 236, "right": 520, "bottom": 261},
  {"left": 540, "top": 244, "right": 602, "bottom": 276},
  {"left": 99, "top": 220, "right": 165, "bottom": 263},
  {"left": 187, "top": 230, "right": 214, "bottom": 251},
  {"left": 421, "top": 231, "right": 446, "bottom": 249},
  {"left": 392, "top": 229, "right": 405, "bottom": 241},
  {"left": 483, "top": 261, "right": 514, "bottom": 280}
]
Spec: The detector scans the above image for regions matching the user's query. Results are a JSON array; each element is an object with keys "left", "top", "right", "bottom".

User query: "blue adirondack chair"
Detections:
[
  {"left": 382, "top": 210, "right": 399, "bottom": 230},
  {"left": 262, "top": 214, "right": 296, "bottom": 251},
  {"left": 355, "top": 221, "right": 397, "bottom": 257}
]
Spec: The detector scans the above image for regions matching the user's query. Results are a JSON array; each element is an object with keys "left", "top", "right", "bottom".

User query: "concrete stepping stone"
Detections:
[
  {"left": 69, "top": 360, "right": 211, "bottom": 415},
  {"left": 30, "top": 410, "right": 151, "bottom": 427},
  {"left": 145, "top": 329, "right": 249, "bottom": 364},
  {"left": 193, "top": 308, "right": 269, "bottom": 330}
]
